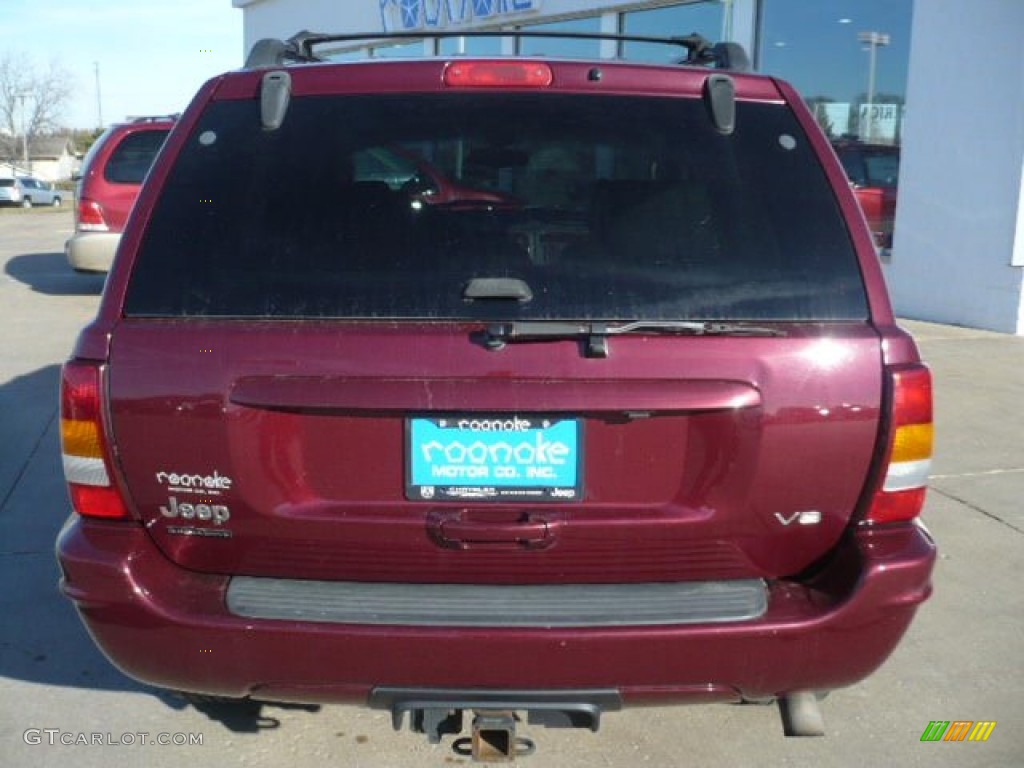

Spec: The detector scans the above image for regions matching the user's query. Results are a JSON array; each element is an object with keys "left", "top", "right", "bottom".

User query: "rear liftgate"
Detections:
[{"left": 243, "top": 27, "right": 811, "bottom": 764}]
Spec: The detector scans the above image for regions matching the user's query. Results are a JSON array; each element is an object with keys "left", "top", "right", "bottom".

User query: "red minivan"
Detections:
[
  {"left": 56, "top": 32, "right": 934, "bottom": 759},
  {"left": 65, "top": 116, "right": 175, "bottom": 272}
]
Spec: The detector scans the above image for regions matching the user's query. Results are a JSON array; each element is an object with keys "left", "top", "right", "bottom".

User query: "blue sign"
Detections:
[
  {"left": 380, "top": 0, "right": 542, "bottom": 33},
  {"left": 407, "top": 415, "right": 581, "bottom": 502}
]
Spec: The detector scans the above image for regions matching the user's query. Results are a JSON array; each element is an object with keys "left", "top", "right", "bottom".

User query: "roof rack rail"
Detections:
[{"left": 244, "top": 30, "right": 750, "bottom": 72}]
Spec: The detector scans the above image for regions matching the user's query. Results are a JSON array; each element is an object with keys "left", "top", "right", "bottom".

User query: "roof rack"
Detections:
[{"left": 244, "top": 30, "right": 750, "bottom": 72}]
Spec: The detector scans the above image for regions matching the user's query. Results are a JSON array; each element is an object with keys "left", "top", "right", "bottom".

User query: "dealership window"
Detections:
[
  {"left": 622, "top": 2, "right": 725, "bottom": 63},
  {"left": 369, "top": 40, "right": 425, "bottom": 58},
  {"left": 517, "top": 16, "right": 603, "bottom": 58},
  {"left": 759, "top": 0, "right": 912, "bottom": 146},
  {"left": 438, "top": 34, "right": 504, "bottom": 56}
]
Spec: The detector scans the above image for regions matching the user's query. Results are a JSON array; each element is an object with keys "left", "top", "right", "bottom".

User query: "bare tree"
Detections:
[{"left": 0, "top": 52, "right": 74, "bottom": 165}]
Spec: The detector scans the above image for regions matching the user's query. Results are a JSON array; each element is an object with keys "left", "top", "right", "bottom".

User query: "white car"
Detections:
[{"left": 0, "top": 177, "right": 63, "bottom": 208}]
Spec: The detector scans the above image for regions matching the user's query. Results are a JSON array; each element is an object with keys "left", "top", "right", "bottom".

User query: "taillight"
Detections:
[
  {"left": 60, "top": 361, "right": 130, "bottom": 520},
  {"left": 444, "top": 61, "right": 553, "bottom": 88},
  {"left": 77, "top": 199, "right": 109, "bottom": 231},
  {"left": 863, "top": 364, "right": 933, "bottom": 524}
]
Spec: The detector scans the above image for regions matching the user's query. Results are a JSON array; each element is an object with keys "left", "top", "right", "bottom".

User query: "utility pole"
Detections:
[
  {"left": 94, "top": 61, "right": 104, "bottom": 129},
  {"left": 858, "top": 31, "right": 890, "bottom": 142},
  {"left": 19, "top": 92, "right": 29, "bottom": 172}
]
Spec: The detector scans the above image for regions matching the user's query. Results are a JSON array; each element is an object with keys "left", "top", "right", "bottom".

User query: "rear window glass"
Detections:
[
  {"left": 863, "top": 151, "right": 899, "bottom": 188},
  {"left": 0, "top": 179, "right": 14, "bottom": 187},
  {"left": 105, "top": 130, "right": 170, "bottom": 184},
  {"left": 125, "top": 93, "right": 867, "bottom": 321}
]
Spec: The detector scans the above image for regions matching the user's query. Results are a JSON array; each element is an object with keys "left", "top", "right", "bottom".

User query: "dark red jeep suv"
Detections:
[{"left": 56, "top": 31, "right": 935, "bottom": 759}]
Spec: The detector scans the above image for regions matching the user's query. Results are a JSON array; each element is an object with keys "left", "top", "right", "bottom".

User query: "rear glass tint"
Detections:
[
  {"left": 105, "top": 130, "right": 170, "bottom": 184},
  {"left": 125, "top": 93, "right": 867, "bottom": 321}
]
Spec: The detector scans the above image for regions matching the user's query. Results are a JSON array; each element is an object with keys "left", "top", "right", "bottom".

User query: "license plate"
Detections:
[{"left": 406, "top": 415, "right": 582, "bottom": 502}]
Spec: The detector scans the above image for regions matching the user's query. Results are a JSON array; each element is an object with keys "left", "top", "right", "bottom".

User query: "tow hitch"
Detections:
[
  {"left": 369, "top": 688, "right": 621, "bottom": 762},
  {"left": 453, "top": 711, "right": 535, "bottom": 762}
]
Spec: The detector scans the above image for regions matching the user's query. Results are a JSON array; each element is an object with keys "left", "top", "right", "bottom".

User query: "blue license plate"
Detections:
[{"left": 406, "top": 415, "right": 582, "bottom": 502}]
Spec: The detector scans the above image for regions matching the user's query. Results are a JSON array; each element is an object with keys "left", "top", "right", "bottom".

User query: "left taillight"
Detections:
[
  {"left": 862, "top": 364, "right": 933, "bottom": 525},
  {"left": 60, "top": 361, "right": 130, "bottom": 520},
  {"left": 77, "top": 198, "right": 109, "bottom": 231}
]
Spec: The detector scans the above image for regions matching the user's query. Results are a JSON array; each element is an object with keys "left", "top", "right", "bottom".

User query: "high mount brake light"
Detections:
[
  {"left": 444, "top": 61, "right": 553, "bottom": 88},
  {"left": 864, "top": 364, "right": 933, "bottom": 524},
  {"left": 60, "top": 361, "right": 130, "bottom": 520}
]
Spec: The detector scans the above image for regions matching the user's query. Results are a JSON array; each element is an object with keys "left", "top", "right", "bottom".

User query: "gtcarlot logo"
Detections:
[{"left": 23, "top": 729, "right": 204, "bottom": 746}]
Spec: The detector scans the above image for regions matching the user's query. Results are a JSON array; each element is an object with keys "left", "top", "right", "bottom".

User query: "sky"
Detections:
[{"left": 4, "top": 0, "right": 244, "bottom": 130}]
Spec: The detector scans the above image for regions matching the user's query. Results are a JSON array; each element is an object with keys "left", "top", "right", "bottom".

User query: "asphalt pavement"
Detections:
[{"left": 0, "top": 209, "right": 1021, "bottom": 767}]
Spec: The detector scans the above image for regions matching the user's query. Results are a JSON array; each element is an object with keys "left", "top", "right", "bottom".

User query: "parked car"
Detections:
[
  {"left": 0, "top": 176, "right": 62, "bottom": 208},
  {"left": 64, "top": 115, "right": 176, "bottom": 272},
  {"left": 832, "top": 140, "right": 900, "bottom": 249},
  {"left": 56, "top": 31, "right": 934, "bottom": 760}
]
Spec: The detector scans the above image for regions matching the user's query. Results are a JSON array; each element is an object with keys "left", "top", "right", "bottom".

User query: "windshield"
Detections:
[{"left": 125, "top": 93, "right": 866, "bottom": 321}]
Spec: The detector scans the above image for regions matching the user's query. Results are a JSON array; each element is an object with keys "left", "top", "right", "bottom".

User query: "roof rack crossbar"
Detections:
[{"left": 244, "top": 30, "right": 749, "bottom": 72}]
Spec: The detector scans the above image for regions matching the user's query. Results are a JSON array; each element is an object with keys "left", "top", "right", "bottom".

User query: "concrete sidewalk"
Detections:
[{"left": 902, "top": 319, "right": 1024, "bottom": 535}]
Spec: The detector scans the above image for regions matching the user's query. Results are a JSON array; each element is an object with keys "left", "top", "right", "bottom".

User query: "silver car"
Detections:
[{"left": 0, "top": 177, "right": 63, "bottom": 207}]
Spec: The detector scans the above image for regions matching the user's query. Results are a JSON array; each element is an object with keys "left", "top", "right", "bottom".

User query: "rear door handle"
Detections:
[{"left": 427, "top": 510, "right": 561, "bottom": 550}]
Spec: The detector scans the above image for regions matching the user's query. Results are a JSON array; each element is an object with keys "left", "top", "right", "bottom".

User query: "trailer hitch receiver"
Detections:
[{"left": 455, "top": 710, "right": 535, "bottom": 762}]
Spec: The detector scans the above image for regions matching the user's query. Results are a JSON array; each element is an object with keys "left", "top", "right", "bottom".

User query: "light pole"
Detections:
[
  {"left": 721, "top": 0, "right": 734, "bottom": 41},
  {"left": 94, "top": 61, "right": 103, "bottom": 129},
  {"left": 858, "top": 31, "right": 890, "bottom": 142}
]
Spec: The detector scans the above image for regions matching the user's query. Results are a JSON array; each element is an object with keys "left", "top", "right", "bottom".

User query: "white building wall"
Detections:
[{"left": 887, "top": 0, "right": 1024, "bottom": 334}]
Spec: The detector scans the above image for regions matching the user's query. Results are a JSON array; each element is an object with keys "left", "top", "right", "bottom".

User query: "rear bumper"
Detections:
[
  {"left": 56, "top": 516, "right": 935, "bottom": 705},
  {"left": 65, "top": 232, "right": 119, "bottom": 272}
]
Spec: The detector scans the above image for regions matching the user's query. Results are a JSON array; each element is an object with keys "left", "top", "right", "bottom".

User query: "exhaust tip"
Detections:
[{"left": 779, "top": 692, "right": 826, "bottom": 737}]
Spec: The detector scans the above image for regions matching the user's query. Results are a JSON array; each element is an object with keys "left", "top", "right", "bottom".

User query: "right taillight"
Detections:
[
  {"left": 863, "top": 364, "right": 933, "bottom": 524},
  {"left": 77, "top": 199, "right": 109, "bottom": 231},
  {"left": 60, "top": 361, "right": 130, "bottom": 520}
]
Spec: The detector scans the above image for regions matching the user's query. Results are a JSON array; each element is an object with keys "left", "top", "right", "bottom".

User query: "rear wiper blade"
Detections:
[
  {"left": 606, "top": 320, "right": 785, "bottom": 337},
  {"left": 484, "top": 320, "right": 785, "bottom": 357}
]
